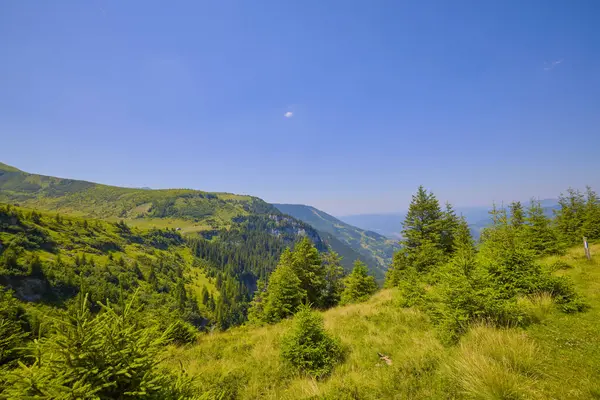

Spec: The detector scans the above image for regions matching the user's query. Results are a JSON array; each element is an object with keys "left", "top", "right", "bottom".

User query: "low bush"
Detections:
[
  {"left": 280, "top": 305, "right": 343, "bottom": 378},
  {"left": 3, "top": 294, "right": 197, "bottom": 399},
  {"left": 168, "top": 319, "right": 199, "bottom": 345}
]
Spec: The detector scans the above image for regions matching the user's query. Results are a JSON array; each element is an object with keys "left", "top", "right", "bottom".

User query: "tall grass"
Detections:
[
  {"left": 162, "top": 244, "right": 600, "bottom": 399},
  {"left": 449, "top": 325, "right": 543, "bottom": 399}
]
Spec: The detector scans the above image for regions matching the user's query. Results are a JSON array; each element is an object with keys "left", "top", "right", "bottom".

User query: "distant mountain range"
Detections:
[
  {"left": 339, "top": 201, "right": 561, "bottom": 240},
  {"left": 273, "top": 204, "right": 399, "bottom": 279}
]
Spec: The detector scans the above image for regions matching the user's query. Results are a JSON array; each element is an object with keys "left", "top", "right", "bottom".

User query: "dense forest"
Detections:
[{"left": 1, "top": 182, "right": 599, "bottom": 398}]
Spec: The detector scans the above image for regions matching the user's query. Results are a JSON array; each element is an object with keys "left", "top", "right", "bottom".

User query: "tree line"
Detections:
[{"left": 385, "top": 185, "right": 594, "bottom": 343}]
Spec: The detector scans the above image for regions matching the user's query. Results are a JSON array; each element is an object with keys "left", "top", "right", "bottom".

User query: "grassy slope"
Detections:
[
  {"left": 0, "top": 203, "right": 218, "bottom": 301},
  {"left": 164, "top": 243, "right": 600, "bottom": 399},
  {"left": 0, "top": 162, "right": 275, "bottom": 233},
  {"left": 274, "top": 204, "right": 399, "bottom": 271}
]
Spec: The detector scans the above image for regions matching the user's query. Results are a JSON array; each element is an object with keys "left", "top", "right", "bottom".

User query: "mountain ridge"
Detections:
[
  {"left": 273, "top": 203, "right": 398, "bottom": 277},
  {"left": 0, "top": 162, "right": 382, "bottom": 276}
]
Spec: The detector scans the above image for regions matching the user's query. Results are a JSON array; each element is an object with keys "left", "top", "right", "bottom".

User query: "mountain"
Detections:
[
  {"left": 273, "top": 204, "right": 399, "bottom": 276},
  {"left": 337, "top": 213, "right": 404, "bottom": 239},
  {"left": 0, "top": 162, "right": 385, "bottom": 277},
  {"left": 0, "top": 162, "right": 277, "bottom": 233}
]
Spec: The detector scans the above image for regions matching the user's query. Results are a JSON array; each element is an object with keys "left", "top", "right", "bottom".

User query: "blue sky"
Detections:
[{"left": 1, "top": 1, "right": 599, "bottom": 215}]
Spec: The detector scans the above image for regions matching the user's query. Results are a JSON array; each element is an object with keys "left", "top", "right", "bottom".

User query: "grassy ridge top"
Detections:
[
  {"left": 163, "top": 243, "right": 600, "bottom": 399},
  {"left": 0, "top": 162, "right": 276, "bottom": 230}
]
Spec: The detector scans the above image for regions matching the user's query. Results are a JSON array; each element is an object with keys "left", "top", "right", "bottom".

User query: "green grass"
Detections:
[
  {"left": 163, "top": 243, "right": 600, "bottom": 399},
  {"left": 0, "top": 203, "right": 216, "bottom": 308},
  {"left": 0, "top": 162, "right": 276, "bottom": 233}
]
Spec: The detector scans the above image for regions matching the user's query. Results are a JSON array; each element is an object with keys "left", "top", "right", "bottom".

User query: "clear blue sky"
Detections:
[{"left": 2, "top": 1, "right": 599, "bottom": 215}]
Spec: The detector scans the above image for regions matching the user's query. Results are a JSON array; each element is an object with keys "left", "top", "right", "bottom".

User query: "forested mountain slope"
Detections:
[
  {"left": 274, "top": 203, "right": 398, "bottom": 274},
  {"left": 0, "top": 162, "right": 383, "bottom": 276},
  {"left": 0, "top": 202, "right": 329, "bottom": 332}
]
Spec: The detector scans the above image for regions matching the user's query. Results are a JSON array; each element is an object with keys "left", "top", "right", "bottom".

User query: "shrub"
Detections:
[
  {"left": 167, "top": 320, "right": 199, "bottom": 345},
  {"left": 548, "top": 259, "right": 572, "bottom": 271},
  {"left": 280, "top": 305, "right": 343, "bottom": 378},
  {"left": 536, "top": 275, "right": 588, "bottom": 313},
  {"left": 0, "top": 290, "right": 30, "bottom": 361},
  {"left": 340, "top": 260, "right": 378, "bottom": 305},
  {"left": 3, "top": 293, "right": 197, "bottom": 399}
]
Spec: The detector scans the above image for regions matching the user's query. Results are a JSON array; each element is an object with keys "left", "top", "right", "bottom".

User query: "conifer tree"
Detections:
[
  {"left": 290, "top": 238, "right": 325, "bottom": 306},
  {"left": 4, "top": 294, "right": 195, "bottom": 399},
  {"left": 509, "top": 201, "right": 525, "bottom": 229},
  {"left": 147, "top": 264, "right": 158, "bottom": 288},
  {"left": 280, "top": 305, "right": 343, "bottom": 378},
  {"left": 555, "top": 188, "right": 586, "bottom": 243},
  {"left": 340, "top": 260, "right": 378, "bottom": 305},
  {"left": 451, "top": 217, "right": 477, "bottom": 276},
  {"left": 321, "top": 251, "right": 345, "bottom": 308},
  {"left": 261, "top": 261, "right": 306, "bottom": 323},
  {"left": 524, "top": 199, "right": 563, "bottom": 256},
  {"left": 400, "top": 186, "right": 446, "bottom": 272},
  {"left": 173, "top": 279, "right": 187, "bottom": 312},
  {"left": 201, "top": 285, "right": 210, "bottom": 306},
  {"left": 385, "top": 249, "right": 411, "bottom": 288},
  {"left": 582, "top": 186, "right": 600, "bottom": 240},
  {"left": 440, "top": 202, "right": 460, "bottom": 255}
]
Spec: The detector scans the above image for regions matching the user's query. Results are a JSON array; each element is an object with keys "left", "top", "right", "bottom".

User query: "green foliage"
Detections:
[
  {"left": 280, "top": 305, "right": 343, "bottom": 378},
  {"left": 0, "top": 162, "right": 275, "bottom": 227},
  {"left": 340, "top": 260, "right": 378, "bottom": 305},
  {"left": 431, "top": 206, "right": 586, "bottom": 343},
  {"left": 249, "top": 242, "right": 348, "bottom": 324},
  {"left": 509, "top": 201, "right": 525, "bottom": 228},
  {"left": 523, "top": 199, "right": 564, "bottom": 256},
  {"left": 387, "top": 187, "right": 587, "bottom": 344},
  {"left": 396, "top": 186, "right": 457, "bottom": 274},
  {"left": 3, "top": 294, "right": 197, "bottom": 399},
  {"left": 554, "top": 188, "right": 586, "bottom": 244},
  {"left": 320, "top": 251, "right": 345, "bottom": 308},
  {"left": 167, "top": 320, "right": 199, "bottom": 345},
  {"left": 0, "top": 290, "right": 30, "bottom": 371},
  {"left": 289, "top": 237, "right": 325, "bottom": 306},
  {"left": 258, "top": 254, "right": 306, "bottom": 323},
  {"left": 187, "top": 216, "right": 326, "bottom": 329},
  {"left": 582, "top": 186, "right": 600, "bottom": 240},
  {"left": 273, "top": 203, "right": 399, "bottom": 278}
]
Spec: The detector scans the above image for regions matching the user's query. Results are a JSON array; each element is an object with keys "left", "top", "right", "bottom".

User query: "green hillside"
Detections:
[
  {"left": 162, "top": 243, "right": 600, "bottom": 399},
  {"left": 0, "top": 163, "right": 384, "bottom": 277},
  {"left": 0, "top": 201, "right": 216, "bottom": 332},
  {"left": 274, "top": 203, "right": 398, "bottom": 273},
  {"left": 317, "top": 231, "right": 384, "bottom": 280},
  {"left": 0, "top": 162, "right": 275, "bottom": 233}
]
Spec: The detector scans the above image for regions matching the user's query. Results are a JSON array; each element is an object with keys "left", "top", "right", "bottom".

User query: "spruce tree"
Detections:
[
  {"left": 4, "top": 294, "right": 195, "bottom": 399},
  {"left": 582, "top": 186, "right": 600, "bottom": 240},
  {"left": 400, "top": 186, "right": 446, "bottom": 272},
  {"left": 340, "top": 260, "right": 378, "bottom": 305},
  {"left": 440, "top": 202, "right": 459, "bottom": 256},
  {"left": 509, "top": 201, "right": 525, "bottom": 229},
  {"left": 262, "top": 261, "right": 306, "bottom": 323},
  {"left": 321, "top": 251, "right": 345, "bottom": 308},
  {"left": 290, "top": 238, "right": 325, "bottom": 306},
  {"left": 524, "top": 199, "right": 563, "bottom": 256},
  {"left": 451, "top": 217, "right": 477, "bottom": 276},
  {"left": 555, "top": 188, "right": 586, "bottom": 243}
]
